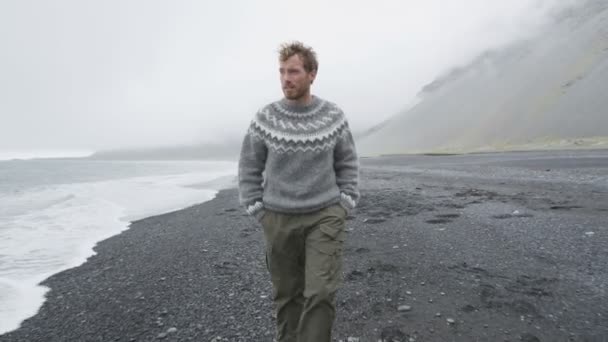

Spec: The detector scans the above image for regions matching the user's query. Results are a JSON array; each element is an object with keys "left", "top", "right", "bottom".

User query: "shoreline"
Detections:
[
  {"left": 0, "top": 173, "right": 237, "bottom": 336},
  {"left": 1, "top": 151, "right": 607, "bottom": 341}
]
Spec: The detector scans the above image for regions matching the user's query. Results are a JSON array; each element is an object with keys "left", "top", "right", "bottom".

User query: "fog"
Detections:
[{"left": 0, "top": 0, "right": 576, "bottom": 158}]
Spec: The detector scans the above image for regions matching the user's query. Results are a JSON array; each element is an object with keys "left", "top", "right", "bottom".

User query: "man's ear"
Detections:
[{"left": 309, "top": 70, "right": 317, "bottom": 85}]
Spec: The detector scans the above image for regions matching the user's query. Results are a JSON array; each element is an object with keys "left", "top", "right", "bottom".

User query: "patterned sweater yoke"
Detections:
[
  {"left": 238, "top": 95, "right": 360, "bottom": 218},
  {"left": 249, "top": 97, "right": 348, "bottom": 152}
]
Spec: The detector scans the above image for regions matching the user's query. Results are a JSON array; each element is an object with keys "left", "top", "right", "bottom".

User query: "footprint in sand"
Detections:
[
  {"left": 346, "top": 270, "right": 365, "bottom": 281},
  {"left": 492, "top": 213, "right": 534, "bottom": 219},
  {"left": 426, "top": 218, "right": 451, "bottom": 224},
  {"left": 508, "top": 300, "right": 539, "bottom": 316},
  {"left": 460, "top": 304, "right": 478, "bottom": 313},
  {"left": 436, "top": 213, "right": 460, "bottom": 219},
  {"left": 426, "top": 213, "right": 461, "bottom": 224},
  {"left": 550, "top": 205, "right": 582, "bottom": 210},
  {"left": 520, "top": 333, "right": 541, "bottom": 342},
  {"left": 380, "top": 326, "right": 409, "bottom": 341}
]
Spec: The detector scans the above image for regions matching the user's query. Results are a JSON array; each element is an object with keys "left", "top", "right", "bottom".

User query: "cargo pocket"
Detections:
[
  {"left": 312, "top": 223, "right": 346, "bottom": 255},
  {"left": 320, "top": 223, "right": 345, "bottom": 241},
  {"left": 307, "top": 223, "right": 345, "bottom": 285}
]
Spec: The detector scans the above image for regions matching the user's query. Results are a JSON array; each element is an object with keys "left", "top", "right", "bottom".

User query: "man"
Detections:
[{"left": 238, "top": 41, "right": 359, "bottom": 342}]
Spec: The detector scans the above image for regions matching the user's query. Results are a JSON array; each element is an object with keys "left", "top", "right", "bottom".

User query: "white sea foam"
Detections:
[
  {"left": 0, "top": 166, "right": 236, "bottom": 334},
  {"left": 0, "top": 150, "right": 94, "bottom": 161}
]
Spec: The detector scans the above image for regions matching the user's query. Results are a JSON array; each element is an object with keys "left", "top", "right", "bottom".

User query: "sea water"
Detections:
[{"left": 0, "top": 158, "right": 237, "bottom": 334}]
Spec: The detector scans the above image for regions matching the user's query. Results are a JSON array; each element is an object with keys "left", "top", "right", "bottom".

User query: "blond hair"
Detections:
[{"left": 278, "top": 41, "right": 318, "bottom": 73}]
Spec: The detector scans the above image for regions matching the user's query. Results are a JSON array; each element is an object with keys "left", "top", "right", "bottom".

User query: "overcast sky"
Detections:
[{"left": 0, "top": 0, "right": 575, "bottom": 157}]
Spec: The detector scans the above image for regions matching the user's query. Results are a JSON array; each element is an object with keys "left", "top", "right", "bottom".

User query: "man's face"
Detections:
[{"left": 279, "top": 54, "right": 316, "bottom": 100}]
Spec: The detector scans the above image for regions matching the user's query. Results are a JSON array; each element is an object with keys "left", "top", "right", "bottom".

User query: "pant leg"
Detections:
[
  {"left": 261, "top": 211, "right": 306, "bottom": 342},
  {"left": 297, "top": 204, "right": 347, "bottom": 342}
]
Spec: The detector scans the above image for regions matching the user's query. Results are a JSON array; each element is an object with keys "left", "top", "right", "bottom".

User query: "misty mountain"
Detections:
[{"left": 358, "top": 0, "right": 608, "bottom": 156}]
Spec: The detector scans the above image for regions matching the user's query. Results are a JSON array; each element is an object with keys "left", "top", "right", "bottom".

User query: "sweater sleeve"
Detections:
[
  {"left": 238, "top": 123, "right": 267, "bottom": 220},
  {"left": 334, "top": 122, "right": 360, "bottom": 213}
]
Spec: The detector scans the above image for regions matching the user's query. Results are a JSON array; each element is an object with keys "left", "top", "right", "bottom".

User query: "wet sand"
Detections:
[{"left": 1, "top": 149, "right": 607, "bottom": 342}]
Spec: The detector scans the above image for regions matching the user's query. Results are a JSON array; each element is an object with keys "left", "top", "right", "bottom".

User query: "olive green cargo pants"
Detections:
[{"left": 260, "top": 203, "right": 347, "bottom": 342}]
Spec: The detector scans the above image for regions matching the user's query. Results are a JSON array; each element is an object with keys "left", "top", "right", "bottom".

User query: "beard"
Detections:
[{"left": 282, "top": 84, "right": 309, "bottom": 100}]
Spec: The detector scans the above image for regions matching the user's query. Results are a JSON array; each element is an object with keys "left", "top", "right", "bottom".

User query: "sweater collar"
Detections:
[{"left": 278, "top": 95, "right": 322, "bottom": 114}]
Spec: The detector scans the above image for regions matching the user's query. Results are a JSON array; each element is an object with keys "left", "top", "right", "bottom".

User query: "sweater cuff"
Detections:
[
  {"left": 246, "top": 201, "right": 265, "bottom": 219},
  {"left": 339, "top": 192, "right": 356, "bottom": 214}
]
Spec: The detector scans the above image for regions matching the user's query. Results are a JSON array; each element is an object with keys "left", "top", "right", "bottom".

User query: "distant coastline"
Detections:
[
  {"left": 87, "top": 140, "right": 241, "bottom": 161},
  {"left": 0, "top": 150, "right": 94, "bottom": 161},
  {"left": 4, "top": 135, "right": 607, "bottom": 162}
]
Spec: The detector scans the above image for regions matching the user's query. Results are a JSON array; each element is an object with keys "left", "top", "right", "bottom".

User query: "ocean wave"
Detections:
[{"left": 0, "top": 167, "right": 235, "bottom": 334}]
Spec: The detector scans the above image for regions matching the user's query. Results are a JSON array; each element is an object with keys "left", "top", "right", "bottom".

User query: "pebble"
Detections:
[
  {"left": 406, "top": 291, "right": 412, "bottom": 295},
  {"left": 167, "top": 327, "right": 177, "bottom": 334},
  {"left": 435, "top": 312, "right": 442, "bottom": 317},
  {"left": 347, "top": 337, "right": 360, "bottom": 342},
  {"left": 157, "top": 333, "right": 167, "bottom": 339},
  {"left": 420, "top": 281, "right": 426, "bottom": 286},
  {"left": 447, "top": 318, "right": 456, "bottom": 324},
  {"left": 398, "top": 305, "right": 412, "bottom": 312}
]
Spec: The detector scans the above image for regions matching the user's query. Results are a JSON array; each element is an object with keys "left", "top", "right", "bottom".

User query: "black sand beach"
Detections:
[{"left": 1, "top": 150, "right": 607, "bottom": 342}]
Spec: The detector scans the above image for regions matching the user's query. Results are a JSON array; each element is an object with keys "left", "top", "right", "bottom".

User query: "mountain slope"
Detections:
[{"left": 358, "top": 1, "right": 608, "bottom": 156}]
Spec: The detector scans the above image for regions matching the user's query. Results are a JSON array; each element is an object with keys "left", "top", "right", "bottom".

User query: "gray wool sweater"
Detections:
[{"left": 238, "top": 95, "right": 360, "bottom": 220}]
